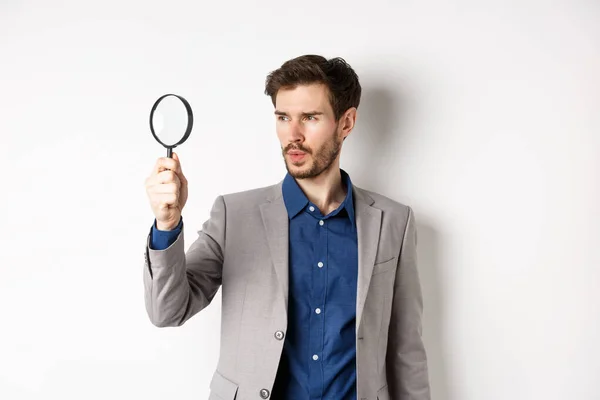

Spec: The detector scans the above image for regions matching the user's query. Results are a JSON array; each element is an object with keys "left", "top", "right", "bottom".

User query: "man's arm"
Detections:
[
  {"left": 386, "top": 206, "right": 431, "bottom": 399},
  {"left": 143, "top": 195, "right": 226, "bottom": 327}
]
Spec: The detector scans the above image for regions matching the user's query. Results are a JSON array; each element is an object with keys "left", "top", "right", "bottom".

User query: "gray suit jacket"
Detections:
[{"left": 143, "top": 180, "right": 430, "bottom": 400}]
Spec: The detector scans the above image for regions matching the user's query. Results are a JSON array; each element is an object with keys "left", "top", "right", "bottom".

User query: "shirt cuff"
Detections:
[{"left": 150, "top": 216, "right": 183, "bottom": 250}]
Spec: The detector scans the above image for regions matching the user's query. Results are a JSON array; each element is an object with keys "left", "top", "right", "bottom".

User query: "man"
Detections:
[{"left": 143, "top": 55, "right": 430, "bottom": 400}]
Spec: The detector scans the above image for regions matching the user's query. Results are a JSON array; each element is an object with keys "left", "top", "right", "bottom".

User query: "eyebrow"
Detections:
[{"left": 274, "top": 110, "right": 324, "bottom": 117}]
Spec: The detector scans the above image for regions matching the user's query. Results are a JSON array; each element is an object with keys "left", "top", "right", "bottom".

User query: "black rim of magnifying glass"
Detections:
[{"left": 149, "top": 94, "right": 194, "bottom": 156}]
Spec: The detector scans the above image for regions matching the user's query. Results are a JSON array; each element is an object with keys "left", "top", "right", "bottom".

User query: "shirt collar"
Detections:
[{"left": 282, "top": 168, "right": 355, "bottom": 226}]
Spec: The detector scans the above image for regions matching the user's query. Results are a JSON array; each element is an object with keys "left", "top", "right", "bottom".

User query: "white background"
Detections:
[{"left": 1, "top": 1, "right": 599, "bottom": 399}]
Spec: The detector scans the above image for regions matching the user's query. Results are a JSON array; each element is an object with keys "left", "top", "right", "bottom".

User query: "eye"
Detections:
[
  {"left": 277, "top": 115, "right": 289, "bottom": 121},
  {"left": 305, "top": 115, "right": 317, "bottom": 121}
]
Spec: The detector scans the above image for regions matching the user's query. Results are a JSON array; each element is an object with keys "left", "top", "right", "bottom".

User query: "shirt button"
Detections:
[
  {"left": 260, "top": 388, "right": 270, "bottom": 398},
  {"left": 309, "top": 206, "right": 315, "bottom": 212},
  {"left": 317, "top": 262, "right": 324, "bottom": 268},
  {"left": 315, "top": 308, "right": 321, "bottom": 314},
  {"left": 274, "top": 330, "right": 285, "bottom": 340},
  {"left": 319, "top": 220, "right": 324, "bottom": 226},
  {"left": 312, "top": 354, "right": 319, "bottom": 361}
]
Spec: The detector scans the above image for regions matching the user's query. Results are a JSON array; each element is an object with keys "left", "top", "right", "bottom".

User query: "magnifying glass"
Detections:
[{"left": 149, "top": 94, "right": 193, "bottom": 158}]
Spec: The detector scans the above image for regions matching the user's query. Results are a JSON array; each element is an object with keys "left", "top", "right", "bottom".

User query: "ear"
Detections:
[{"left": 340, "top": 107, "right": 357, "bottom": 140}]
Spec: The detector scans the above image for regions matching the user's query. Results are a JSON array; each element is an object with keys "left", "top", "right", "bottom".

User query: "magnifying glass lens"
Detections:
[
  {"left": 152, "top": 96, "right": 188, "bottom": 146},
  {"left": 149, "top": 94, "right": 193, "bottom": 158}
]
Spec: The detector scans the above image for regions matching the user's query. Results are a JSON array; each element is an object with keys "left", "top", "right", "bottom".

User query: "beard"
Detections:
[{"left": 282, "top": 127, "right": 342, "bottom": 180}]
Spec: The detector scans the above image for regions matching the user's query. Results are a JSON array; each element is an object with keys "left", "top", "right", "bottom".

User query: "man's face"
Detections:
[{"left": 275, "top": 83, "right": 344, "bottom": 180}]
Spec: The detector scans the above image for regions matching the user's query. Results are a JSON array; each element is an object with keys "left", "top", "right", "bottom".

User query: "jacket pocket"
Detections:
[
  {"left": 208, "top": 370, "right": 239, "bottom": 400},
  {"left": 372, "top": 257, "right": 396, "bottom": 275}
]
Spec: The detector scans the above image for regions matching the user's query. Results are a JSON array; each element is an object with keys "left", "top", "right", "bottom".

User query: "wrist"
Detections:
[{"left": 156, "top": 218, "right": 180, "bottom": 231}]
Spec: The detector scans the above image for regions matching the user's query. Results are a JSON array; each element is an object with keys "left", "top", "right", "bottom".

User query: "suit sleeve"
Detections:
[
  {"left": 386, "top": 206, "right": 431, "bottom": 399},
  {"left": 143, "top": 195, "right": 226, "bottom": 327}
]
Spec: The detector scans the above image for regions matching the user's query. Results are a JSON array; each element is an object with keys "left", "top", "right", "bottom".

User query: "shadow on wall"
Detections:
[
  {"left": 344, "top": 84, "right": 454, "bottom": 400},
  {"left": 344, "top": 85, "right": 399, "bottom": 190}
]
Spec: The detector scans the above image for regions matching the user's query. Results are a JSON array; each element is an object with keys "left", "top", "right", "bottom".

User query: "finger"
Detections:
[
  {"left": 153, "top": 193, "right": 179, "bottom": 208},
  {"left": 149, "top": 182, "right": 179, "bottom": 195},
  {"left": 156, "top": 170, "right": 182, "bottom": 185},
  {"left": 174, "top": 169, "right": 187, "bottom": 186},
  {"left": 154, "top": 157, "right": 181, "bottom": 175},
  {"left": 172, "top": 153, "right": 184, "bottom": 176},
  {"left": 159, "top": 165, "right": 186, "bottom": 186}
]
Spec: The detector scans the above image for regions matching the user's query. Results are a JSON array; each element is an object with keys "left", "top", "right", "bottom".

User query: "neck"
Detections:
[{"left": 294, "top": 160, "right": 347, "bottom": 215}]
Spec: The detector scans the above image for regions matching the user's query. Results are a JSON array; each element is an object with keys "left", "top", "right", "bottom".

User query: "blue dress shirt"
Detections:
[
  {"left": 272, "top": 169, "right": 358, "bottom": 400},
  {"left": 149, "top": 169, "right": 358, "bottom": 400}
]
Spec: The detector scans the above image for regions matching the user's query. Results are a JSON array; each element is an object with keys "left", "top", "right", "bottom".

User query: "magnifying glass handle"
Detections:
[{"left": 167, "top": 148, "right": 173, "bottom": 158}]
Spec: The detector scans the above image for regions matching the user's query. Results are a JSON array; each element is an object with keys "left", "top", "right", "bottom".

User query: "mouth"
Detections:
[{"left": 287, "top": 151, "right": 307, "bottom": 162}]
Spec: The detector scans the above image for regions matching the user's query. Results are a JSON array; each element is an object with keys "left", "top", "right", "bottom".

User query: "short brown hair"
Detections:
[{"left": 264, "top": 55, "right": 361, "bottom": 121}]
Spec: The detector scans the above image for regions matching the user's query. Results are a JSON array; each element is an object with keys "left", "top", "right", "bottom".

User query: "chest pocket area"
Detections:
[{"left": 372, "top": 256, "right": 396, "bottom": 275}]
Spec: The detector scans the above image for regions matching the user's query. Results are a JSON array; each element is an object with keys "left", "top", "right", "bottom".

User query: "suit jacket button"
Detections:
[
  {"left": 274, "top": 331, "right": 284, "bottom": 340},
  {"left": 260, "top": 388, "right": 270, "bottom": 398}
]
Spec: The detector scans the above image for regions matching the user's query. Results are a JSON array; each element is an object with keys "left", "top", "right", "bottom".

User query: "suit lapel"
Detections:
[
  {"left": 259, "top": 182, "right": 289, "bottom": 317},
  {"left": 353, "top": 186, "right": 382, "bottom": 334}
]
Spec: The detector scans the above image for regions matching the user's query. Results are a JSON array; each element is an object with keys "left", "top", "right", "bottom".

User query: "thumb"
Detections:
[{"left": 171, "top": 152, "right": 184, "bottom": 176}]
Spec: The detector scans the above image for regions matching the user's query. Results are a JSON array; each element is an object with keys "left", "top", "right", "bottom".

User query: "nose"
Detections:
[{"left": 289, "top": 120, "right": 304, "bottom": 143}]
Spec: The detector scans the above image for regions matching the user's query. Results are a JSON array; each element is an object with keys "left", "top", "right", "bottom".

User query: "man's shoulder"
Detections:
[
  {"left": 220, "top": 181, "right": 282, "bottom": 208},
  {"left": 356, "top": 186, "right": 413, "bottom": 217}
]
